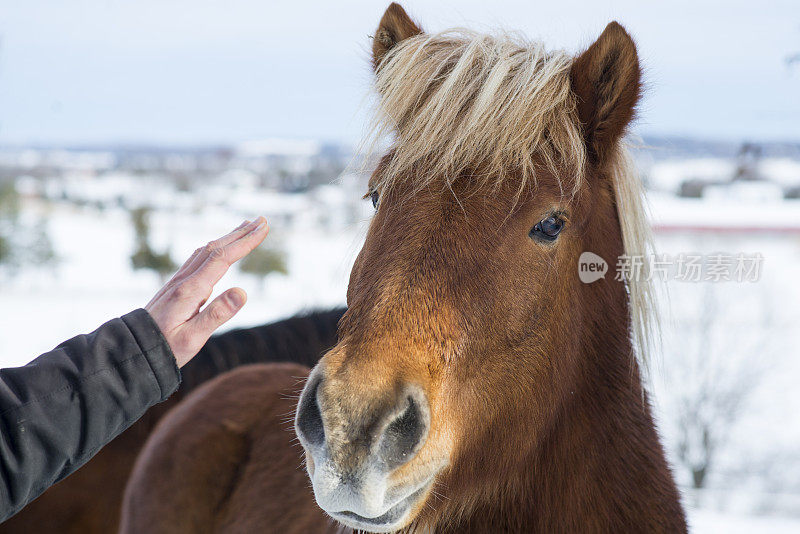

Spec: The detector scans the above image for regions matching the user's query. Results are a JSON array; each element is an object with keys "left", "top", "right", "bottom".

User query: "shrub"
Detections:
[
  {"left": 129, "top": 207, "right": 176, "bottom": 282},
  {"left": 239, "top": 245, "right": 288, "bottom": 290}
]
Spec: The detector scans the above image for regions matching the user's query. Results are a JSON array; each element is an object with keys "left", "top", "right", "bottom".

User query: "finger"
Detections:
[
  {"left": 151, "top": 246, "right": 206, "bottom": 300},
  {"left": 146, "top": 246, "right": 205, "bottom": 307},
  {"left": 145, "top": 220, "right": 253, "bottom": 310},
  {"left": 210, "top": 219, "right": 258, "bottom": 249},
  {"left": 189, "top": 217, "right": 269, "bottom": 290},
  {"left": 146, "top": 230, "right": 228, "bottom": 306},
  {"left": 170, "top": 219, "right": 254, "bottom": 286},
  {"left": 186, "top": 288, "right": 247, "bottom": 341}
]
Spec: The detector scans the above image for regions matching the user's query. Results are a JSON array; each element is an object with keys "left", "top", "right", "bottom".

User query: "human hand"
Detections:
[{"left": 145, "top": 217, "right": 269, "bottom": 367}]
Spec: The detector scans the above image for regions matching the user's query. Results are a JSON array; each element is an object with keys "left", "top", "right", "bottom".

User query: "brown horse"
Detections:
[
  {"left": 0, "top": 309, "right": 344, "bottom": 533},
  {"left": 121, "top": 4, "right": 687, "bottom": 532}
]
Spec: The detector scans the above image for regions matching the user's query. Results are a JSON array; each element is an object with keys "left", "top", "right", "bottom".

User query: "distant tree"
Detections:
[
  {"left": 239, "top": 244, "right": 288, "bottom": 291},
  {"left": 0, "top": 183, "right": 15, "bottom": 269},
  {"left": 0, "top": 180, "right": 57, "bottom": 274},
  {"left": 732, "top": 143, "right": 762, "bottom": 182},
  {"left": 0, "top": 234, "right": 11, "bottom": 266},
  {"left": 27, "top": 220, "right": 57, "bottom": 267},
  {"left": 0, "top": 181, "right": 20, "bottom": 218},
  {"left": 131, "top": 245, "right": 176, "bottom": 282},
  {"left": 662, "top": 284, "right": 772, "bottom": 492},
  {"left": 130, "top": 207, "right": 176, "bottom": 282}
]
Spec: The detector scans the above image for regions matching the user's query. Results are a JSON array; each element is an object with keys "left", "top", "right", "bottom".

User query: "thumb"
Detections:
[{"left": 188, "top": 287, "right": 247, "bottom": 341}]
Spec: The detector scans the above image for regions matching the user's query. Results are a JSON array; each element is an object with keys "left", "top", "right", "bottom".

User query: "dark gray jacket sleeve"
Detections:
[{"left": 0, "top": 308, "right": 181, "bottom": 522}]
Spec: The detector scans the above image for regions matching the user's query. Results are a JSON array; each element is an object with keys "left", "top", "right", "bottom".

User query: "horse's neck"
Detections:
[
  {"left": 529, "top": 344, "right": 685, "bottom": 531},
  {"left": 440, "top": 335, "right": 686, "bottom": 532}
]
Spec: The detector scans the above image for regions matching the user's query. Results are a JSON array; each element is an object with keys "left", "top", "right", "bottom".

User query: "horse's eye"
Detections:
[
  {"left": 370, "top": 190, "right": 380, "bottom": 210},
  {"left": 530, "top": 216, "right": 564, "bottom": 242}
]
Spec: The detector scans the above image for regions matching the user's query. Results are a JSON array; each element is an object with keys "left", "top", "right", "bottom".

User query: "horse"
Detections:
[
  {"left": 0, "top": 309, "right": 344, "bottom": 533},
  {"left": 120, "top": 4, "right": 687, "bottom": 532}
]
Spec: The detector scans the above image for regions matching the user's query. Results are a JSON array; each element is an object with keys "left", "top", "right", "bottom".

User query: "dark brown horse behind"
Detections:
[
  {"left": 0, "top": 309, "right": 344, "bottom": 533},
  {"left": 120, "top": 4, "right": 686, "bottom": 533}
]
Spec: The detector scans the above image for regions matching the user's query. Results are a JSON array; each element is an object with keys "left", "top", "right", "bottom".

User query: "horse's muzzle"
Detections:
[{"left": 294, "top": 364, "right": 431, "bottom": 530}]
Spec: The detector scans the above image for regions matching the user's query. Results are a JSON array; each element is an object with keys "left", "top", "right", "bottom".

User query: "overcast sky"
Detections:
[{"left": 0, "top": 0, "right": 798, "bottom": 146}]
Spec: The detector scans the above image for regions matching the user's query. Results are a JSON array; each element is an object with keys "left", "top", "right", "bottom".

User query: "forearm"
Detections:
[{"left": 0, "top": 309, "right": 181, "bottom": 522}]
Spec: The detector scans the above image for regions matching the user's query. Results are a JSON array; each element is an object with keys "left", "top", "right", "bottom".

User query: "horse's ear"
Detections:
[
  {"left": 570, "top": 22, "right": 641, "bottom": 166},
  {"left": 372, "top": 3, "right": 423, "bottom": 70}
]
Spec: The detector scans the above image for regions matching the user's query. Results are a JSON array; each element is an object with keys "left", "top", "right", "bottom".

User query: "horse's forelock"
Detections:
[{"left": 365, "top": 29, "right": 585, "bottom": 195}]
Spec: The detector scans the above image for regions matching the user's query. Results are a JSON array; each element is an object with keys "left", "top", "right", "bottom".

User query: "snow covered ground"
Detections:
[
  {"left": 0, "top": 196, "right": 369, "bottom": 366},
  {"left": 1, "top": 169, "right": 799, "bottom": 531},
  {"left": 689, "top": 508, "right": 800, "bottom": 533}
]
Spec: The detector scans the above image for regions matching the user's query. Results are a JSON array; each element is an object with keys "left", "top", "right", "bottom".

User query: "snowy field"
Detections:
[
  {"left": 1, "top": 159, "right": 800, "bottom": 532},
  {"left": 690, "top": 509, "right": 800, "bottom": 533},
  {"left": 0, "top": 186, "right": 371, "bottom": 366}
]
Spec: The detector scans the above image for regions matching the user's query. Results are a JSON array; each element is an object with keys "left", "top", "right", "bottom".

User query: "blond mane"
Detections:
[
  {"left": 610, "top": 146, "right": 658, "bottom": 370},
  {"left": 365, "top": 28, "right": 657, "bottom": 367},
  {"left": 368, "top": 29, "right": 585, "bottom": 193}
]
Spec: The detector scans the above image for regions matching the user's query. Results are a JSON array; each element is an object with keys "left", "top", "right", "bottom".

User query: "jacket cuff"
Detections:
[{"left": 121, "top": 308, "right": 181, "bottom": 401}]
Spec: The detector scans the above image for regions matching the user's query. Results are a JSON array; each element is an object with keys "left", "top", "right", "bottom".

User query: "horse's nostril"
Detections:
[
  {"left": 296, "top": 374, "right": 325, "bottom": 448},
  {"left": 297, "top": 378, "right": 429, "bottom": 472},
  {"left": 379, "top": 393, "right": 429, "bottom": 469}
]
